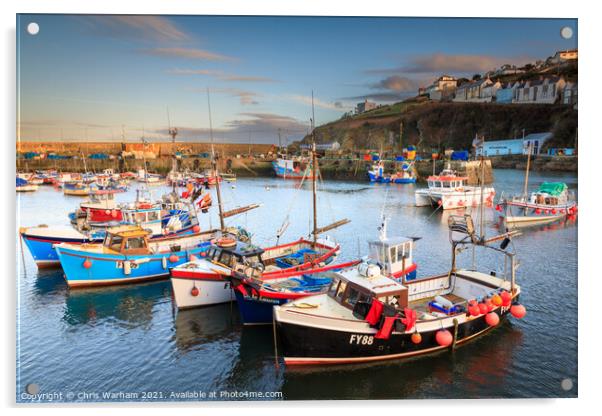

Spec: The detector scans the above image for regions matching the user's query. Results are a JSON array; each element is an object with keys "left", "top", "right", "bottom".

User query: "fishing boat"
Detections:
[
  {"left": 21, "top": 189, "right": 205, "bottom": 268},
  {"left": 368, "top": 160, "right": 416, "bottom": 184},
  {"left": 55, "top": 225, "right": 216, "bottom": 287},
  {"left": 496, "top": 182, "right": 577, "bottom": 227},
  {"left": 16, "top": 177, "right": 39, "bottom": 192},
  {"left": 63, "top": 181, "right": 91, "bottom": 196},
  {"left": 495, "top": 144, "right": 577, "bottom": 227},
  {"left": 273, "top": 214, "right": 526, "bottom": 365},
  {"left": 272, "top": 157, "right": 315, "bottom": 180},
  {"left": 137, "top": 169, "right": 164, "bottom": 185},
  {"left": 415, "top": 164, "right": 495, "bottom": 210},
  {"left": 77, "top": 190, "right": 124, "bottom": 222}
]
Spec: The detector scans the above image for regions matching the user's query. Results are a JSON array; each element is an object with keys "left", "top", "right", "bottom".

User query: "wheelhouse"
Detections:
[
  {"left": 121, "top": 207, "right": 161, "bottom": 225},
  {"left": 206, "top": 241, "right": 266, "bottom": 278},
  {"left": 367, "top": 236, "right": 413, "bottom": 279},
  {"left": 102, "top": 226, "right": 151, "bottom": 255}
]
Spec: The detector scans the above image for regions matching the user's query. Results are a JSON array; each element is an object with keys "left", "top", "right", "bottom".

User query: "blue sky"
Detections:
[{"left": 17, "top": 15, "right": 577, "bottom": 144}]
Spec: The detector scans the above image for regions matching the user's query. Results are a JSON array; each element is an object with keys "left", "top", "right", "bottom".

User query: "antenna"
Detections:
[
  {"left": 207, "top": 88, "right": 225, "bottom": 230},
  {"left": 167, "top": 107, "right": 178, "bottom": 192}
]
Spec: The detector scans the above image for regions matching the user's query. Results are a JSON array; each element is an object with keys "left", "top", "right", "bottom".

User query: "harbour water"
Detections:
[{"left": 16, "top": 169, "right": 577, "bottom": 401}]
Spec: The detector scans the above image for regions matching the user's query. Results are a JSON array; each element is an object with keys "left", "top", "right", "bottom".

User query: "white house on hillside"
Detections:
[
  {"left": 515, "top": 77, "right": 566, "bottom": 104},
  {"left": 426, "top": 75, "right": 457, "bottom": 101},
  {"left": 453, "top": 78, "right": 498, "bottom": 102}
]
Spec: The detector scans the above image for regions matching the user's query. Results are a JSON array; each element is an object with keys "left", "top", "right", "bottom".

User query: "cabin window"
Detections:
[
  {"left": 389, "top": 247, "right": 397, "bottom": 264},
  {"left": 335, "top": 281, "right": 348, "bottom": 301},
  {"left": 147, "top": 211, "right": 159, "bottom": 221},
  {"left": 109, "top": 235, "right": 123, "bottom": 251},
  {"left": 396, "top": 245, "right": 405, "bottom": 263},
  {"left": 328, "top": 277, "right": 341, "bottom": 297},
  {"left": 135, "top": 212, "right": 146, "bottom": 223},
  {"left": 428, "top": 181, "right": 434, "bottom": 187},
  {"left": 442, "top": 181, "right": 450, "bottom": 188},
  {"left": 126, "top": 238, "right": 145, "bottom": 250},
  {"left": 243, "top": 254, "right": 261, "bottom": 266},
  {"left": 219, "top": 252, "right": 235, "bottom": 268},
  {"left": 345, "top": 287, "right": 370, "bottom": 307}
]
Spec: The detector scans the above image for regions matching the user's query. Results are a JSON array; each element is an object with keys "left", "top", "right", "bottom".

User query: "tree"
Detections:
[{"left": 472, "top": 74, "right": 482, "bottom": 81}]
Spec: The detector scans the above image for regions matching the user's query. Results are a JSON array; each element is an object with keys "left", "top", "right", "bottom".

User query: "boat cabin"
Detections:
[
  {"left": 88, "top": 190, "right": 116, "bottom": 203},
  {"left": 327, "top": 268, "right": 409, "bottom": 313},
  {"left": 103, "top": 226, "right": 151, "bottom": 255},
  {"left": 530, "top": 182, "right": 569, "bottom": 205},
  {"left": 367, "top": 236, "right": 413, "bottom": 280},
  {"left": 427, "top": 169, "right": 468, "bottom": 189},
  {"left": 121, "top": 206, "right": 161, "bottom": 225},
  {"left": 206, "top": 240, "right": 266, "bottom": 278}
]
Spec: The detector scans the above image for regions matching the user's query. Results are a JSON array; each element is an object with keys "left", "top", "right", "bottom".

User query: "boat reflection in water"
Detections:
[
  {"left": 281, "top": 322, "right": 524, "bottom": 400},
  {"left": 172, "top": 303, "right": 240, "bottom": 354},
  {"left": 62, "top": 280, "right": 171, "bottom": 328}
]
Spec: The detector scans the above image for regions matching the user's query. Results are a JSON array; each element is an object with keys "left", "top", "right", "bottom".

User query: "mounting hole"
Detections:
[
  {"left": 27, "top": 22, "right": 40, "bottom": 35},
  {"left": 561, "top": 378, "right": 573, "bottom": 391},
  {"left": 560, "top": 26, "right": 573, "bottom": 40}
]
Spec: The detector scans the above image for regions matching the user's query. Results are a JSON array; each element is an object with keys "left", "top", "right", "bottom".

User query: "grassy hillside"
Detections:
[{"left": 303, "top": 101, "right": 577, "bottom": 153}]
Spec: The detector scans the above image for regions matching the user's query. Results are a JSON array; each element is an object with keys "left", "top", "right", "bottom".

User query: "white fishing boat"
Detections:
[
  {"left": 415, "top": 164, "right": 495, "bottom": 210},
  {"left": 16, "top": 177, "right": 39, "bottom": 192},
  {"left": 497, "top": 182, "right": 577, "bottom": 227}
]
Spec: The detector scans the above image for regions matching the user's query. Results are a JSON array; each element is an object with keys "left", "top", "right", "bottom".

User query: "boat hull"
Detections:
[
  {"left": 20, "top": 225, "right": 198, "bottom": 268},
  {"left": 415, "top": 187, "right": 495, "bottom": 210},
  {"left": 16, "top": 185, "right": 39, "bottom": 192},
  {"left": 272, "top": 161, "right": 314, "bottom": 180},
  {"left": 56, "top": 242, "right": 212, "bottom": 288},
  {"left": 233, "top": 289, "right": 286, "bottom": 325},
  {"left": 170, "top": 274, "right": 234, "bottom": 309},
  {"left": 498, "top": 201, "right": 576, "bottom": 227},
  {"left": 275, "top": 302, "right": 514, "bottom": 365}
]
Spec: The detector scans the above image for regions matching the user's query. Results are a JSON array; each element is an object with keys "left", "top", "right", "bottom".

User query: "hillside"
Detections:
[{"left": 302, "top": 101, "right": 577, "bottom": 153}]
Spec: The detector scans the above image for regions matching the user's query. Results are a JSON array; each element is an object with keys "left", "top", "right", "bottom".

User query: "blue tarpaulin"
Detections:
[
  {"left": 451, "top": 150, "right": 469, "bottom": 161},
  {"left": 89, "top": 153, "right": 109, "bottom": 159},
  {"left": 16, "top": 177, "right": 27, "bottom": 186}
]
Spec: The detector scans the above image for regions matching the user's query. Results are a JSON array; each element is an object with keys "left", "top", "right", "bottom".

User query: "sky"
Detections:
[{"left": 16, "top": 15, "right": 577, "bottom": 144}]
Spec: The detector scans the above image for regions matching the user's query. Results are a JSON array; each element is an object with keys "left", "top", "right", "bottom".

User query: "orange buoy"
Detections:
[
  {"left": 478, "top": 303, "right": 488, "bottom": 315},
  {"left": 485, "top": 312, "right": 500, "bottom": 326},
  {"left": 169, "top": 254, "right": 179, "bottom": 263},
  {"left": 105, "top": 209, "right": 111, "bottom": 215},
  {"left": 485, "top": 299, "right": 494, "bottom": 312},
  {"left": 83, "top": 259, "right": 92, "bottom": 269},
  {"left": 111, "top": 210, "right": 118, "bottom": 218},
  {"left": 435, "top": 329, "right": 453, "bottom": 347},
  {"left": 189, "top": 254, "right": 197, "bottom": 262},
  {"left": 510, "top": 304, "right": 527, "bottom": 319},
  {"left": 468, "top": 304, "right": 480, "bottom": 316},
  {"left": 491, "top": 294, "right": 502, "bottom": 307},
  {"left": 437, "top": 200, "right": 442, "bottom": 206},
  {"left": 500, "top": 290, "right": 512, "bottom": 307},
  {"left": 411, "top": 332, "right": 422, "bottom": 344},
  {"left": 192, "top": 225, "right": 201, "bottom": 233},
  {"left": 217, "top": 237, "right": 237, "bottom": 248},
  {"left": 190, "top": 286, "right": 199, "bottom": 297}
]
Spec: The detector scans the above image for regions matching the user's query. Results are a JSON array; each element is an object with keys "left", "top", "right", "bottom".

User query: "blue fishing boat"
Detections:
[
  {"left": 368, "top": 161, "right": 416, "bottom": 184},
  {"left": 55, "top": 225, "right": 215, "bottom": 287}
]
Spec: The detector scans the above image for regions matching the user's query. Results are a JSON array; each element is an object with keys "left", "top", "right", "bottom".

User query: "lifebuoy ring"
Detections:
[{"left": 217, "top": 237, "right": 237, "bottom": 248}]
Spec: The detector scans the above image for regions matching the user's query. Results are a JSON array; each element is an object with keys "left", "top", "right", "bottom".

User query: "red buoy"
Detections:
[
  {"left": 189, "top": 254, "right": 197, "bottom": 262},
  {"left": 535, "top": 208, "right": 541, "bottom": 214},
  {"left": 478, "top": 303, "right": 488, "bottom": 315},
  {"left": 495, "top": 204, "right": 501, "bottom": 212},
  {"left": 169, "top": 254, "right": 179, "bottom": 263},
  {"left": 500, "top": 291, "right": 512, "bottom": 307},
  {"left": 485, "top": 312, "right": 500, "bottom": 326},
  {"left": 510, "top": 304, "right": 527, "bottom": 319},
  {"left": 485, "top": 299, "right": 494, "bottom": 312},
  {"left": 111, "top": 210, "right": 118, "bottom": 218},
  {"left": 551, "top": 209, "right": 557, "bottom": 215},
  {"left": 411, "top": 332, "right": 422, "bottom": 344},
  {"left": 192, "top": 225, "right": 201, "bottom": 233},
  {"left": 436, "top": 329, "right": 453, "bottom": 347},
  {"left": 437, "top": 200, "right": 442, "bottom": 206},
  {"left": 105, "top": 209, "right": 111, "bottom": 215},
  {"left": 190, "top": 286, "right": 199, "bottom": 297},
  {"left": 83, "top": 259, "right": 92, "bottom": 269}
]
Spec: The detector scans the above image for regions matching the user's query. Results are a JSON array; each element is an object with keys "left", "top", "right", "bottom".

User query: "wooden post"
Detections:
[{"left": 452, "top": 318, "right": 459, "bottom": 350}]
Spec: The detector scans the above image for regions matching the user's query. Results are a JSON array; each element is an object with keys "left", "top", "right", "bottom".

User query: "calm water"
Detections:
[{"left": 16, "top": 169, "right": 578, "bottom": 401}]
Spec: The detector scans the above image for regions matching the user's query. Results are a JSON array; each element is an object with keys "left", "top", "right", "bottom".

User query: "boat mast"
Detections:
[
  {"left": 522, "top": 141, "right": 533, "bottom": 199},
  {"left": 207, "top": 88, "right": 225, "bottom": 230},
  {"left": 311, "top": 91, "right": 318, "bottom": 246},
  {"left": 167, "top": 107, "right": 178, "bottom": 193}
]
